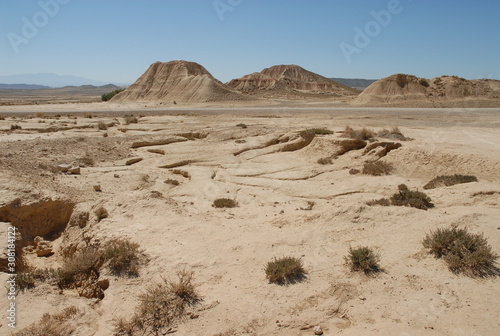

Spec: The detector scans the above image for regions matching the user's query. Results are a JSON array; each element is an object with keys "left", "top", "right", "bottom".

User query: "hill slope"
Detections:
[
  {"left": 352, "top": 74, "right": 500, "bottom": 107},
  {"left": 112, "top": 61, "right": 250, "bottom": 103},
  {"left": 227, "top": 65, "right": 359, "bottom": 99}
]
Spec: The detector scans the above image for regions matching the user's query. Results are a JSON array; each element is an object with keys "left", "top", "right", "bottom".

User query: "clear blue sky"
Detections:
[{"left": 1, "top": 0, "right": 499, "bottom": 84}]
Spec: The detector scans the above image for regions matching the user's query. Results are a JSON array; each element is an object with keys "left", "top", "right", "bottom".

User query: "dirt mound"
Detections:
[
  {"left": 112, "top": 60, "right": 251, "bottom": 103},
  {"left": 227, "top": 64, "right": 359, "bottom": 99},
  {"left": 352, "top": 74, "right": 500, "bottom": 107}
]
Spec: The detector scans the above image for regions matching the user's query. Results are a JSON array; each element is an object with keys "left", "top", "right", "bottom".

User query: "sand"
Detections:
[{"left": 0, "top": 104, "right": 499, "bottom": 336}]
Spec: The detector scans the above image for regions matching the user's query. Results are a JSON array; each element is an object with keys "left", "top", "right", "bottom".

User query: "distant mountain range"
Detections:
[
  {"left": 0, "top": 73, "right": 128, "bottom": 88},
  {"left": 0, "top": 73, "right": 377, "bottom": 91},
  {"left": 329, "top": 78, "right": 378, "bottom": 90}
]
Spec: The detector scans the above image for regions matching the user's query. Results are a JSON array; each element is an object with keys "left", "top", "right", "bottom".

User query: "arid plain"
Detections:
[{"left": 0, "top": 100, "right": 499, "bottom": 335}]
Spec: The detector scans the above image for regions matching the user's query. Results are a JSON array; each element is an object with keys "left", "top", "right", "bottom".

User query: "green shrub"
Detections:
[
  {"left": 390, "top": 189, "right": 433, "bottom": 210},
  {"left": 362, "top": 161, "right": 393, "bottom": 176},
  {"left": 423, "top": 174, "right": 478, "bottom": 190},
  {"left": 213, "top": 198, "right": 238, "bottom": 208},
  {"left": 101, "top": 89, "right": 125, "bottom": 101},
  {"left": 265, "top": 256, "right": 306, "bottom": 284},
  {"left": 423, "top": 227, "right": 498, "bottom": 277},
  {"left": 102, "top": 238, "right": 143, "bottom": 277},
  {"left": 344, "top": 246, "right": 381, "bottom": 274}
]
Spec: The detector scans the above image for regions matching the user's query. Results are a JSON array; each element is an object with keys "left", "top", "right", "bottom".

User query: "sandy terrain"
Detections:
[{"left": 0, "top": 104, "right": 499, "bottom": 336}]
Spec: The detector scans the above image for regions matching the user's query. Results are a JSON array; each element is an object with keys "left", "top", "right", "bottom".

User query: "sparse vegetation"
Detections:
[
  {"left": 97, "top": 121, "right": 107, "bottom": 130},
  {"left": 236, "top": 123, "right": 248, "bottom": 129},
  {"left": 390, "top": 189, "right": 433, "bottom": 210},
  {"left": 362, "top": 161, "right": 393, "bottom": 176},
  {"left": 423, "top": 227, "right": 498, "bottom": 277},
  {"left": 265, "top": 256, "right": 306, "bottom": 284},
  {"left": 10, "top": 124, "right": 22, "bottom": 130},
  {"left": 14, "top": 306, "right": 79, "bottom": 336},
  {"left": 102, "top": 238, "right": 143, "bottom": 277},
  {"left": 344, "top": 246, "right": 381, "bottom": 274},
  {"left": 419, "top": 78, "right": 430, "bottom": 87},
  {"left": 304, "top": 128, "right": 334, "bottom": 135},
  {"left": 94, "top": 206, "right": 109, "bottom": 221},
  {"left": 101, "top": 89, "right": 125, "bottom": 101},
  {"left": 423, "top": 174, "right": 478, "bottom": 190},
  {"left": 213, "top": 198, "right": 238, "bottom": 208},
  {"left": 113, "top": 271, "right": 199, "bottom": 336},
  {"left": 343, "top": 126, "right": 375, "bottom": 140},
  {"left": 349, "top": 168, "right": 360, "bottom": 175}
]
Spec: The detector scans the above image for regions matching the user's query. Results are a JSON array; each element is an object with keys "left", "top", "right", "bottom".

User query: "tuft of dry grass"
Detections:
[
  {"left": 265, "top": 256, "right": 306, "bottom": 284},
  {"left": 423, "top": 227, "right": 498, "bottom": 277},
  {"left": 114, "top": 271, "right": 199, "bottom": 336},
  {"left": 343, "top": 126, "right": 375, "bottom": 140},
  {"left": 10, "top": 124, "right": 22, "bottom": 130},
  {"left": 362, "top": 161, "right": 393, "bottom": 176},
  {"left": 423, "top": 174, "right": 478, "bottom": 190},
  {"left": 14, "top": 306, "right": 79, "bottom": 336},
  {"left": 344, "top": 246, "right": 381, "bottom": 274},
  {"left": 213, "top": 198, "right": 238, "bottom": 208}
]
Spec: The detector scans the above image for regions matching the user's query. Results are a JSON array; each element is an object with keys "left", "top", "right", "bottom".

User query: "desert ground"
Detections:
[{"left": 0, "top": 102, "right": 499, "bottom": 336}]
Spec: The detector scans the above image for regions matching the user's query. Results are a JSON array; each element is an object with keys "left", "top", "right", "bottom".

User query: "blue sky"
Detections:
[{"left": 1, "top": 0, "right": 499, "bottom": 84}]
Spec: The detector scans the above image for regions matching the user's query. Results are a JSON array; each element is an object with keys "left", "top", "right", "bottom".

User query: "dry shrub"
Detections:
[
  {"left": 343, "top": 126, "right": 375, "bottom": 140},
  {"left": 265, "top": 256, "right": 306, "bottom": 284},
  {"left": 164, "top": 179, "right": 180, "bottom": 186},
  {"left": 114, "top": 271, "right": 199, "bottom": 336},
  {"left": 423, "top": 227, "right": 498, "bottom": 277},
  {"left": 317, "top": 157, "right": 332, "bottom": 165},
  {"left": 236, "top": 123, "right": 248, "bottom": 129},
  {"left": 213, "top": 198, "right": 238, "bottom": 208},
  {"left": 97, "top": 121, "right": 107, "bottom": 130},
  {"left": 15, "top": 268, "right": 56, "bottom": 292},
  {"left": 423, "top": 174, "right": 478, "bottom": 190},
  {"left": 349, "top": 168, "right": 360, "bottom": 175},
  {"left": 390, "top": 189, "right": 433, "bottom": 210},
  {"left": 94, "top": 207, "right": 109, "bottom": 222},
  {"left": 337, "top": 138, "right": 367, "bottom": 155},
  {"left": 103, "top": 238, "right": 143, "bottom": 277},
  {"left": 344, "top": 246, "right": 381, "bottom": 274},
  {"left": 362, "top": 161, "right": 393, "bottom": 176},
  {"left": 124, "top": 114, "right": 138, "bottom": 125},
  {"left": 366, "top": 198, "right": 390, "bottom": 206},
  {"left": 10, "top": 124, "right": 22, "bottom": 130},
  {"left": 14, "top": 306, "right": 79, "bottom": 336},
  {"left": 56, "top": 247, "right": 102, "bottom": 290}
]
